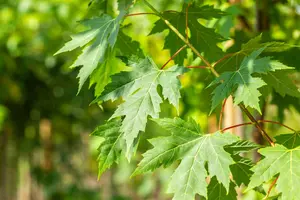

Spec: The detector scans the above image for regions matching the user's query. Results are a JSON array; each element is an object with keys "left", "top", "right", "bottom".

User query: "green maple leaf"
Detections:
[
  {"left": 262, "top": 71, "right": 300, "bottom": 98},
  {"left": 210, "top": 48, "right": 290, "bottom": 113},
  {"left": 248, "top": 132, "right": 300, "bottom": 200},
  {"left": 134, "top": 118, "right": 239, "bottom": 199},
  {"left": 96, "top": 58, "right": 188, "bottom": 157},
  {"left": 207, "top": 177, "right": 237, "bottom": 200},
  {"left": 216, "top": 35, "right": 294, "bottom": 73},
  {"left": 225, "top": 140, "right": 258, "bottom": 187},
  {"left": 55, "top": 0, "right": 135, "bottom": 93},
  {"left": 55, "top": 13, "right": 125, "bottom": 92},
  {"left": 89, "top": 50, "right": 126, "bottom": 96},
  {"left": 90, "top": 119, "right": 124, "bottom": 179},
  {"left": 89, "top": 31, "right": 143, "bottom": 97},
  {"left": 150, "top": 4, "right": 226, "bottom": 64}
]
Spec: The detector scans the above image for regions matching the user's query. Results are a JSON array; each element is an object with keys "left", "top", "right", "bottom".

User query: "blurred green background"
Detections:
[{"left": 0, "top": 0, "right": 300, "bottom": 199}]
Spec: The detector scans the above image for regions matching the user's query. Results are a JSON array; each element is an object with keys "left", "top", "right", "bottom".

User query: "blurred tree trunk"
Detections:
[{"left": 40, "top": 119, "right": 53, "bottom": 172}]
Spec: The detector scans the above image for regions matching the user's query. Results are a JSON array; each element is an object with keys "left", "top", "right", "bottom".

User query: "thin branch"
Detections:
[
  {"left": 258, "top": 120, "right": 296, "bottom": 132},
  {"left": 221, "top": 119, "right": 296, "bottom": 134},
  {"left": 213, "top": 53, "right": 235, "bottom": 68},
  {"left": 143, "top": 0, "right": 276, "bottom": 146},
  {"left": 125, "top": 12, "right": 157, "bottom": 17},
  {"left": 264, "top": 176, "right": 279, "bottom": 200},
  {"left": 186, "top": 66, "right": 208, "bottom": 69},
  {"left": 164, "top": 10, "right": 179, "bottom": 13},
  {"left": 161, "top": 45, "right": 187, "bottom": 69},
  {"left": 219, "top": 98, "right": 228, "bottom": 130},
  {"left": 221, "top": 122, "right": 253, "bottom": 133},
  {"left": 239, "top": 104, "right": 275, "bottom": 147}
]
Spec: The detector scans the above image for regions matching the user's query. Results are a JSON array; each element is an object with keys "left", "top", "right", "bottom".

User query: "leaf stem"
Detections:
[
  {"left": 264, "top": 176, "right": 279, "bottom": 200},
  {"left": 219, "top": 98, "right": 228, "bottom": 130},
  {"left": 258, "top": 120, "right": 295, "bottom": 132},
  {"left": 221, "top": 119, "right": 295, "bottom": 134},
  {"left": 125, "top": 12, "right": 157, "bottom": 17},
  {"left": 221, "top": 122, "right": 253, "bottom": 133},
  {"left": 186, "top": 66, "right": 208, "bottom": 69},
  {"left": 143, "top": 0, "right": 275, "bottom": 146},
  {"left": 239, "top": 104, "right": 275, "bottom": 146},
  {"left": 161, "top": 45, "right": 187, "bottom": 69},
  {"left": 213, "top": 53, "right": 235, "bottom": 68}
]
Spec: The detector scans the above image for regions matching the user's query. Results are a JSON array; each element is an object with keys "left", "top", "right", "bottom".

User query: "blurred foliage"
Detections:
[{"left": 0, "top": 0, "right": 300, "bottom": 199}]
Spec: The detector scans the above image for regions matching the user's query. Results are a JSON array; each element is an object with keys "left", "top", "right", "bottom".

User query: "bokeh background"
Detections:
[{"left": 1, "top": 0, "right": 300, "bottom": 199}]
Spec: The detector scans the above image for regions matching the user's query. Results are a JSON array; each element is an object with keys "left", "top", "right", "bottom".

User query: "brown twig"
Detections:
[
  {"left": 161, "top": 45, "right": 187, "bottom": 69},
  {"left": 219, "top": 98, "right": 228, "bottom": 130},
  {"left": 221, "top": 122, "right": 253, "bottom": 133},
  {"left": 258, "top": 120, "right": 295, "bottom": 132},
  {"left": 221, "top": 119, "right": 296, "bottom": 133},
  {"left": 213, "top": 53, "right": 235, "bottom": 68},
  {"left": 239, "top": 104, "right": 275, "bottom": 146}
]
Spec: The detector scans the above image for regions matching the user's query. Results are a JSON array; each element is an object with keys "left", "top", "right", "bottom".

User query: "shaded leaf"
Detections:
[
  {"left": 207, "top": 177, "right": 237, "bottom": 200},
  {"left": 91, "top": 119, "right": 124, "bottom": 178},
  {"left": 150, "top": 4, "right": 226, "bottom": 64}
]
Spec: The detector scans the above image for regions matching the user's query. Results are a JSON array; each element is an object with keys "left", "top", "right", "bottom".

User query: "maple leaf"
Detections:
[
  {"left": 262, "top": 70, "right": 300, "bottom": 98},
  {"left": 55, "top": 13, "right": 125, "bottom": 92},
  {"left": 89, "top": 50, "right": 126, "bottom": 96},
  {"left": 224, "top": 140, "right": 259, "bottom": 187},
  {"left": 134, "top": 117, "right": 239, "bottom": 199},
  {"left": 210, "top": 48, "right": 290, "bottom": 113},
  {"left": 89, "top": 31, "right": 143, "bottom": 97},
  {"left": 216, "top": 35, "right": 294, "bottom": 74},
  {"left": 90, "top": 119, "right": 124, "bottom": 179},
  {"left": 207, "top": 177, "right": 237, "bottom": 200},
  {"left": 55, "top": 0, "right": 134, "bottom": 93},
  {"left": 96, "top": 58, "right": 188, "bottom": 157},
  {"left": 150, "top": 4, "right": 226, "bottom": 64},
  {"left": 248, "top": 132, "right": 300, "bottom": 200}
]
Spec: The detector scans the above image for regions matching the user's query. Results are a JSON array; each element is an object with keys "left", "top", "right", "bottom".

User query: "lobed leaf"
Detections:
[
  {"left": 91, "top": 119, "right": 124, "bottom": 179},
  {"left": 248, "top": 132, "right": 300, "bottom": 200},
  {"left": 135, "top": 118, "right": 244, "bottom": 199},
  {"left": 96, "top": 58, "right": 188, "bottom": 158}
]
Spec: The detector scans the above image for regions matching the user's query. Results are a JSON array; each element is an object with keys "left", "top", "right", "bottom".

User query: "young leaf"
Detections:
[
  {"left": 150, "top": 4, "right": 226, "bottom": 64},
  {"left": 210, "top": 48, "right": 288, "bottom": 113},
  {"left": 96, "top": 58, "right": 188, "bottom": 157},
  {"left": 91, "top": 119, "right": 124, "bottom": 179},
  {"left": 134, "top": 117, "right": 239, "bottom": 199}
]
